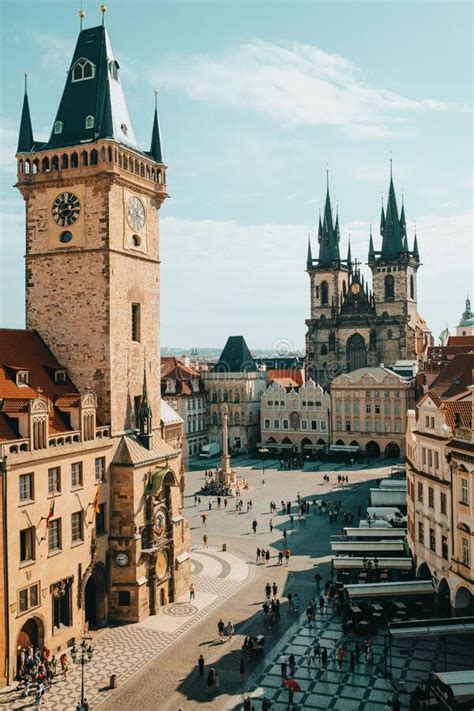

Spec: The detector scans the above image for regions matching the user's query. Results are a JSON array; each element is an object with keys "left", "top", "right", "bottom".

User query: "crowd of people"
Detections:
[{"left": 15, "top": 647, "right": 73, "bottom": 709}]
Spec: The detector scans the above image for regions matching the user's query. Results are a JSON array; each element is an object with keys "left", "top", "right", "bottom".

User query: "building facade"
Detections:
[
  {"left": 1, "top": 19, "right": 190, "bottom": 685},
  {"left": 161, "top": 357, "right": 208, "bottom": 458},
  {"left": 203, "top": 337, "right": 266, "bottom": 453},
  {"left": 330, "top": 366, "right": 414, "bottom": 458},
  {"left": 260, "top": 379, "right": 330, "bottom": 455},
  {"left": 305, "top": 173, "right": 432, "bottom": 385},
  {"left": 406, "top": 355, "right": 474, "bottom": 613}
]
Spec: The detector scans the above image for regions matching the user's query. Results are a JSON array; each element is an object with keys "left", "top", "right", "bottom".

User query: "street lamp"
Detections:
[
  {"left": 259, "top": 447, "right": 269, "bottom": 481},
  {"left": 71, "top": 636, "right": 93, "bottom": 710}
]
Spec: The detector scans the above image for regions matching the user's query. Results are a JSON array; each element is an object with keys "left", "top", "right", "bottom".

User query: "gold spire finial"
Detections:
[{"left": 100, "top": 4, "right": 107, "bottom": 25}]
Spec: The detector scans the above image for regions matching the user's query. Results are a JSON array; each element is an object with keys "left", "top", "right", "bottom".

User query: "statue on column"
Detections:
[{"left": 219, "top": 404, "right": 236, "bottom": 486}]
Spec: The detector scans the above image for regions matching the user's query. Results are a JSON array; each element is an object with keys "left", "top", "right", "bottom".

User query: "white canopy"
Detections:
[
  {"left": 432, "top": 670, "right": 474, "bottom": 704},
  {"left": 342, "top": 527, "right": 407, "bottom": 539},
  {"left": 332, "top": 556, "right": 413, "bottom": 570},
  {"left": 345, "top": 580, "right": 434, "bottom": 599},
  {"left": 331, "top": 540, "right": 407, "bottom": 554}
]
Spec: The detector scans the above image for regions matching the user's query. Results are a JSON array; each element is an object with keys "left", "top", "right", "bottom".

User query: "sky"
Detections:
[{"left": 0, "top": 0, "right": 472, "bottom": 351}]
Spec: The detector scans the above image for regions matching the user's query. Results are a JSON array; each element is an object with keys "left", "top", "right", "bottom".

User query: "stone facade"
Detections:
[
  {"left": 260, "top": 379, "right": 330, "bottom": 455},
  {"left": 330, "top": 366, "right": 414, "bottom": 458}
]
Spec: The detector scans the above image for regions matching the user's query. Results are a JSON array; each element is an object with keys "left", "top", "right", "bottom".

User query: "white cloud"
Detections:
[
  {"left": 28, "top": 31, "right": 73, "bottom": 75},
  {"left": 154, "top": 40, "right": 453, "bottom": 139}
]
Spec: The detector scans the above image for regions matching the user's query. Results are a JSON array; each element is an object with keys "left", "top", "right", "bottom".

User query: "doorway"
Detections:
[
  {"left": 84, "top": 566, "right": 107, "bottom": 629},
  {"left": 16, "top": 617, "right": 44, "bottom": 674}
]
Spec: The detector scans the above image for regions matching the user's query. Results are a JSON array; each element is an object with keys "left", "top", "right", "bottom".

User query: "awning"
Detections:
[
  {"left": 303, "top": 444, "right": 326, "bottom": 450},
  {"left": 176, "top": 551, "right": 191, "bottom": 564},
  {"left": 431, "top": 670, "right": 474, "bottom": 707},
  {"left": 330, "top": 445, "right": 360, "bottom": 452},
  {"left": 332, "top": 556, "right": 413, "bottom": 570},
  {"left": 258, "top": 442, "right": 294, "bottom": 450},
  {"left": 345, "top": 580, "right": 434, "bottom": 599},
  {"left": 331, "top": 540, "right": 407, "bottom": 554},
  {"left": 389, "top": 617, "right": 474, "bottom": 639},
  {"left": 342, "top": 528, "right": 407, "bottom": 540}
]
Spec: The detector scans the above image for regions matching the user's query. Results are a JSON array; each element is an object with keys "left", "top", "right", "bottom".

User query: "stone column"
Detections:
[{"left": 221, "top": 404, "right": 231, "bottom": 475}]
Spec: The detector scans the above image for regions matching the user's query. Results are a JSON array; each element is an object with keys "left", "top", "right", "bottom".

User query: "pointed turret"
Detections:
[
  {"left": 380, "top": 170, "right": 405, "bottom": 259},
  {"left": 306, "top": 235, "right": 313, "bottom": 270},
  {"left": 400, "top": 200, "right": 406, "bottom": 235},
  {"left": 17, "top": 76, "right": 34, "bottom": 153},
  {"left": 413, "top": 232, "right": 419, "bottom": 260},
  {"left": 403, "top": 231, "right": 409, "bottom": 252},
  {"left": 335, "top": 209, "right": 341, "bottom": 242},
  {"left": 316, "top": 178, "right": 341, "bottom": 267},
  {"left": 149, "top": 92, "right": 164, "bottom": 163},
  {"left": 368, "top": 227, "right": 375, "bottom": 260},
  {"left": 346, "top": 238, "right": 352, "bottom": 270},
  {"left": 317, "top": 212, "right": 323, "bottom": 243},
  {"left": 138, "top": 361, "right": 153, "bottom": 449},
  {"left": 380, "top": 200, "right": 385, "bottom": 236}
]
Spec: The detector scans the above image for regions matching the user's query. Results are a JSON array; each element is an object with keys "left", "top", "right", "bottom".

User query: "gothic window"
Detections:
[
  {"left": 212, "top": 412, "right": 218, "bottom": 425},
  {"left": 342, "top": 281, "right": 347, "bottom": 297},
  {"left": 321, "top": 281, "right": 329, "bottom": 305},
  {"left": 369, "top": 330, "right": 377, "bottom": 351},
  {"left": 85, "top": 115, "right": 95, "bottom": 130},
  {"left": 54, "top": 121, "right": 63, "bottom": 134},
  {"left": 329, "top": 332, "right": 336, "bottom": 351},
  {"left": 72, "top": 57, "right": 96, "bottom": 82},
  {"left": 71, "top": 152, "right": 78, "bottom": 168},
  {"left": 346, "top": 333, "right": 367, "bottom": 372},
  {"left": 410, "top": 274, "right": 415, "bottom": 299},
  {"left": 384, "top": 274, "right": 395, "bottom": 300},
  {"left": 321, "top": 344, "right": 328, "bottom": 355}
]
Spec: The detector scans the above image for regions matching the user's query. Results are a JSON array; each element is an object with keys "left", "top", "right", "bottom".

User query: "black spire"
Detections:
[
  {"left": 380, "top": 167, "right": 404, "bottom": 259},
  {"left": 149, "top": 91, "right": 164, "bottom": 163},
  {"left": 346, "top": 238, "right": 352, "bottom": 270},
  {"left": 317, "top": 176, "right": 341, "bottom": 267},
  {"left": 17, "top": 74, "right": 34, "bottom": 153},
  {"left": 413, "top": 231, "right": 419, "bottom": 260},
  {"left": 306, "top": 235, "right": 313, "bottom": 270},
  {"left": 368, "top": 226, "right": 375, "bottom": 259},
  {"left": 138, "top": 361, "right": 153, "bottom": 449}
]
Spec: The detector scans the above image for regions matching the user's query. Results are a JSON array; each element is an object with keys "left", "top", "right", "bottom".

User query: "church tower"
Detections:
[{"left": 16, "top": 21, "right": 166, "bottom": 435}]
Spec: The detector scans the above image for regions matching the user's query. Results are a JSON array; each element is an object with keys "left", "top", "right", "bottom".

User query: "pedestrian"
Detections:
[
  {"left": 280, "top": 653, "right": 288, "bottom": 678},
  {"left": 269, "top": 518, "right": 273, "bottom": 533},
  {"left": 285, "top": 548, "right": 290, "bottom": 565},
  {"left": 319, "top": 595, "right": 325, "bottom": 614},
  {"left": 278, "top": 550, "right": 283, "bottom": 565},
  {"left": 194, "top": 495, "right": 198, "bottom": 506},
  {"left": 198, "top": 654, "right": 205, "bottom": 677},
  {"left": 283, "top": 529, "right": 287, "bottom": 541},
  {"left": 336, "top": 645, "right": 345, "bottom": 671},
  {"left": 272, "top": 582, "right": 278, "bottom": 597},
  {"left": 349, "top": 650, "right": 355, "bottom": 673},
  {"left": 265, "top": 582, "right": 272, "bottom": 598},
  {"left": 265, "top": 549, "right": 270, "bottom": 564},
  {"left": 209, "top": 500, "right": 212, "bottom": 510},
  {"left": 392, "top": 693, "right": 401, "bottom": 711},
  {"left": 306, "top": 647, "right": 312, "bottom": 672},
  {"left": 321, "top": 646, "right": 328, "bottom": 671},
  {"left": 226, "top": 621, "right": 234, "bottom": 638},
  {"left": 288, "top": 592, "right": 294, "bottom": 612},
  {"left": 190, "top": 583, "right": 195, "bottom": 600},
  {"left": 256, "top": 547, "right": 261, "bottom": 564},
  {"left": 288, "top": 653, "right": 296, "bottom": 676},
  {"left": 314, "top": 571, "right": 322, "bottom": 591},
  {"left": 354, "top": 642, "right": 361, "bottom": 661},
  {"left": 203, "top": 534, "right": 208, "bottom": 549},
  {"left": 243, "top": 698, "right": 252, "bottom": 711},
  {"left": 290, "top": 515, "right": 294, "bottom": 528},
  {"left": 383, "top": 703, "right": 392, "bottom": 711},
  {"left": 239, "top": 656, "right": 246, "bottom": 681},
  {"left": 60, "top": 652, "right": 68, "bottom": 680},
  {"left": 252, "top": 519, "right": 258, "bottom": 534},
  {"left": 262, "top": 697, "right": 272, "bottom": 710},
  {"left": 206, "top": 667, "right": 215, "bottom": 692},
  {"left": 201, "top": 513, "right": 207, "bottom": 526},
  {"left": 217, "top": 618, "right": 225, "bottom": 641}
]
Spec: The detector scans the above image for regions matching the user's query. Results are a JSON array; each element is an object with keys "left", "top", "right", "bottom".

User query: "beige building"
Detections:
[
  {"left": 406, "top": 354, "right": 474, "bottom": 613},
  {"left": 203, "top": 337, "right": 266, "bottom": 453},
  {"left": 0, "top": 21, "right": 190, "bottom": 685},
  {"left": 161, "top": 357, "right": 208, "bottom": 459},
  {"left": 331, "top": 366, "right": 414, "bottom": 458},
  {"left": 260, "top": 379, "right": 330, "bottom": 456}
]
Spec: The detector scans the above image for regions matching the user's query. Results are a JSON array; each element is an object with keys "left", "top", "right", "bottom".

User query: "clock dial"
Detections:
[
  {"left": 156, "top": 549, "right": 168, "bottom": 579},
  {"left": 351, "top": 283, "right": 361, "bottom": 295},
  {"left": 52, "top": 192, "right": 81, "bottom": 227},
  {"left": 154, "top": 510, "right": 166, "bottom": 539},
  {"left": 115, "top": 552, "right": 129, "bottom": 567},
  {"left": 126, "top": 196, "right": 145, "bottom": 231}
]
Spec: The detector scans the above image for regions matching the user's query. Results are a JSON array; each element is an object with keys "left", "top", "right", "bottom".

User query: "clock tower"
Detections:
[
  {"left": 16, "top": 22, "right": 166, "bottom": 435},
  {"left": 16, "top": 16, "right": 190, "bottom": 623}
]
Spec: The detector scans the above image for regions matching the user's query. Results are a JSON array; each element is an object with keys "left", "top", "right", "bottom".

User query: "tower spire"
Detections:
[
  {"left": 306, "top": 233, "right": 313, "bottom": 270},
  {"left": 346, "top": 237, "right": 352, "bottom": 270},
  {"left": 149, "top": 91, "right": 164, "bottom": 163},
  {"left": 317, "top": 174, "right": 340, "bottom": 266},
  {"left": 413, "top": 227, "right": 419, "bottom": 260},
  {"left": 368, "top": 225, "right": 375, "bottom": 260},
  {"left": 17, "top": 73, "right": 34, "bottom": 153},
  {"left": 380, "top": 164, "right": 404, "bottom": 258},
  {"left": 138, "top": 357, "right": 153, "bottom": 449}
]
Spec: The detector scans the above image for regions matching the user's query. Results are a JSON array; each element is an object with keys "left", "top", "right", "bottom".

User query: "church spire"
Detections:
[
  {"left": 149, "top": 91, "right": 164, "bottom": 163},
  {"left": 368, "top": 226, "right": 375, "bottom": 260},
  {"left": 17, "top": 74, "right": 34, "bottom": 153},
  {"left": 413, "top": 230, "right": 419, "bottom": 260},
  {"left": 346, "top": 238, "right": 352, "bottom": 270},
  {"left": 138, "top": 359, "right": 153, "bottom": 449},
  {"left": 380, "top": 165, "right": 404, "bottom": 259},
  {"left": 306, "top": 234, "right": 313, "bottom": 270},
  {"left": 316, "top": 175, "right": 340, "bottom": 267}
]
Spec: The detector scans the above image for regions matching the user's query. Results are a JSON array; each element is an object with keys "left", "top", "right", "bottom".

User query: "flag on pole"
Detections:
[{"left": 45, "top": 498, "right": 55, "bottom": 528}]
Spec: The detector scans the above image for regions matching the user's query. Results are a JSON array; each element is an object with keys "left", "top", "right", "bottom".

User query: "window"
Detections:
[
  {"left": 461, "top": 537, "right": 469, "bottom": 566},
  {"left": 85, "top": 115, "right": 95, "bottom": 129},
  {"left": 425, "top": 416, "right": 430, "bottom": 428},
  {"left": 131, "top": 303, "right": 141, "bottom": 342},
  {"left": 375, "top": 404, "right": 381, "bottom": 414},
  {"left": 48, "top": 467, "right": 61, "bottom": 495},
  {"left": 336, "top": 401, "right": 341, "bottom": 415},
  {"left": 374, "top": 420, "right": 381, "bottom": 433},
  {"left": 264, "top": 419, "right": 270, "bottom": 429},
  {"left": 345, "top": 420, "right": 351, "bottom": 432},
  {"left": 18, "top": 583, "right": 39, "bottom": 614},
  {"left": 54, "top": 370, "right": 67, "bottom": 384},
  {"left": 301, "top": 420, "right": 307, "bottom": 430},
  {"left": 321, "top": 281, "right": 329, "bottom": 305},
  {"left": 54, "top": 120, "right": 63, "bottom": 134},
  {"left": 395, "top": 421, "right": 401, "bottom": 433},
  {"left": 428, "top": 487, "right": 434, "bottom": 508},
  {"left": 461, "top": 478, "right": 468, "bottom": 505},
  {"left": 385, "top": 274, "right": 394, "bottom": 300},
  {"left": 394, "top": 402, "right": 400, "bottom": 415},
  {"left": 71, "top": 511, "right": 84, "bottom": 543},
  {"left": 429, "top": 528, "right": 436, "bottom": 552},
  {"left": 71, "top": 462, "right": 83, "bottom": 488},
  {"left": 422, "top": 448, "right": 426, "bottom": 466},
  {"left": 344, "top": 402, "right": 350, "bottom": 415},
  {"left": 353, "top": 402, "right": 359, "bottom": 415},
  {"left": 19, "top": 473, "right": 34, "bottom": 502},
  {"left": 384, "top": 402, "right": 391, "bottom": 415},
  {"left": 118, "top": 591, "right": 130, "bottom": 606},
  {"left": 273, "top": 419, "right": 280, "bottom": 429},
  {"left": 20, "top": 527, "right": 35, "bottom": 563},
  {"left": 283, "top": 419, "right": 289, "bottom": 430},
  {"left": 48, "top": 519, "right": 61, "bottom": 553},
  {"left": 72, "top": 57, "right": 96, "bottom": 82},
  {"left": 320, "top": 421, "right": 327, "bottom": 431},
  {"left": 442, "top": 535, "right": 448, "bottom": 560},
  {"left": 417, "top": 482, "right": 423, "bottom": 502},
  {"left": 95, "top": 457, "right": 106, "bottom": 483},
  {"left": 366, "top": 404, "right": 372, "bottom": 414},
  {"left": 440, "top": 492, "right": 447, "bottom": 515},
  {"left": 418, "top": 522, "right": 424, "bottom": 544},
  {"left": 311, "top": 420, "right": 318, "bottom": 431},
  {"left": 353, "top": 418, "right": 360, "bottom": 431},
  {"left": 109, "top": 60, "right": 119, "bottom": 80},
  {"left": 16, "top": 370, "right": 29, "bottom": 386},
  {"left": 430, "top": 417, "right": 435, "bottom": 428},
  {"left": 96, "top": 503, "right": 106, "bottom": 535},
  {"left": 385, "top": 421, "right": 391, "bottom": 433},
  {"left": 410, "top": 274, "right": 415, "bottom": 299}
]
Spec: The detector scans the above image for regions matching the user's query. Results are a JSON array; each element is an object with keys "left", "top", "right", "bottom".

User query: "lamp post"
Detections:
[
  {"left": 71, "top": 636, "right": 93, "bottom": 710},
  {"left": 259, "top": 447, "right": 269, "bottom": 480}
]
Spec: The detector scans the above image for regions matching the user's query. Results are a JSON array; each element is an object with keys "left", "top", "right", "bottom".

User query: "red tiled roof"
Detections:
[
  {"left": 447, "top": 336, "right": 474, "bottom": 347},
  {"left": 0, "top": 329, "right": 78, "bottom": 400},
  {"left": 442, "top": 401, "right": 472, "bottom": 430},
  {"left": 0, "top": 413, "right": 19, "bottom": 442},
  {"left": 430, "top": 353, "right": 474, "bottom": 400},
  {"left": 54, "top": 394, "right": 81, "bottom": 408},
  {"left": 267, "top": 369, "right": 304, "bottom": 386},
  {"left": 1, "top": 399, "right": 30, "bottom": 413},
  {"left": 269, "top": 377, "right": 300, "bottom": 389}
]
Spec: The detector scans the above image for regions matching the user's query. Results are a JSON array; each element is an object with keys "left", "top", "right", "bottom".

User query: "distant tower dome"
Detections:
[{"left": 456, "top": 293, "right": 474, "bottom": 336}]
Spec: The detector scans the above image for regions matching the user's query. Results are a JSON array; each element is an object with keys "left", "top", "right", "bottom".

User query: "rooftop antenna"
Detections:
[
  {"left": 79, "top": 0, "right": 85, "bottom": 30},
  {"left": 100, "top": 4, "right": 107, "bottom": 25}
]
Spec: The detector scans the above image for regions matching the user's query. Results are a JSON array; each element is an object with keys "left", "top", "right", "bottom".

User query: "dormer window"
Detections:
[
  {"left": 166, "top": 379, "right": 176, "bottom": 394},
  {"left": 85, "top": 115, "right": 95, "bottom": 130},
  {"left": 121, "top": 123, "right": 128, "bottom": 136},
  {"left": 17, "top": 371, "right": 29, "bottom": 387},
  {"left": 54, "top": 121, "right": 63, "bottom": 135},
  {"left": 54, "top": 370, "right": 67, "bottom": 384},
  {"left": 71, "top": 58, "right": 96, "bottom": 83},
  {"left": 109, "top": 61, "right": 119, "bottom": 81}
]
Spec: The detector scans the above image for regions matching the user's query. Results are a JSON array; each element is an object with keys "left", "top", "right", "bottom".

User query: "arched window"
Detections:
[
  {"left": 70, "top": 152, "right": 78, "bottom": 168},
  {"left": 61, "top": 153, "right": 69, "bottom": 169},
  {"left": 32, "top": 159, "right": 39, "bottom": 174},
  {"left": 54, "top": 120, "right": 63, "bottom": 134},
  {"left": 72, "top": 57, "right": 96, "bottom": 82},
  {"left": 90, "top": 149, "right": 98, "bottom": 165},
  {"left": 342, "top": 281, "right": 347, "bottom": 297},
  {"left": 211, "top": 392, "right": 217, "bottom": 403},
  {"left": 346, "top": 333, "right": 367, "bottom": 372},
  {"left": 384, "top": 274, "right": 395, "bottom": 300},
  {"left": 410, "top": 274, "right": 415, "bottom": 300},
  {"left": 24, "top": 159, "right": 30, "bottom": 174},
  {"left": 321, "top": 344, "right": 328, "bottom": 355},
  {"left": 85, "top": 115, "right": 95, "bottom": 130},
  {"left": 109, "top": 61, "right": 119, "bottom": 80},
  {"left": 212, "top": 412, "right": 218, "bottom": 426},
  {"left": 42, "top": 156, "right": 50, "bottom": 172},
  {"left": 321, "top": 281, "right": 329, "bottom": 305},
  {"left": 51, "top": 155, "right": 59, "bottom": 170},
  {"left": 80, "top": 150, "right": 88, "bottom": 167},
  {"left": 223, "top": 391, "right": 228, "bottom": 402}
]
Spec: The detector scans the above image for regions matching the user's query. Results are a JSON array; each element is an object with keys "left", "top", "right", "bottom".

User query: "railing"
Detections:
[
  {"left": 454, "top": 427, "right": 473, "bottom": 442},
  {"left": 95, "top": 426, "right": 111, "bottom": 439},
  {"left": 0, "top": 438, "right": 30, "bottom": 456},
  {"left": 48, "top": 431, "right": 81, "bottom": 447}
]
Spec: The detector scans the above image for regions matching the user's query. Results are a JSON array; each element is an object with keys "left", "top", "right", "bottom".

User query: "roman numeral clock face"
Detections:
[
  {"left": 127, "top": 196, "right": 145, "bottom": 232},
  {"left": 52, "top": 192, "right": 81, "bottom": 227}
]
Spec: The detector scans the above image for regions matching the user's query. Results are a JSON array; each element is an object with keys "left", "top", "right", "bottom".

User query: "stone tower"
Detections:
[{"left": 16, "top": 24, "right": 166, "bottom": 435}]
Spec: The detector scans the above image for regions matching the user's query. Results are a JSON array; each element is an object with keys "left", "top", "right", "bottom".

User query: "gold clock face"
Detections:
[
  {"left": 115, "top": 552, "right": 129, "bottom": 567},
  {"left": 52, "top": 192, "right": 81, "bottom": 227},
  {"left": 156, "top": 550, "right": 168, "bottom": 579},
  {"left": 126, "top": 196, "right": 145, "bottom": 231},
  {"left": 351, "top": 283, "right": 361, "bottom": 295}
]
